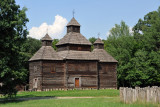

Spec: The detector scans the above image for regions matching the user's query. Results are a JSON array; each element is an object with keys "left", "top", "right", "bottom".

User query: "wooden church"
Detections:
[{"left": 29, "top": 17, "right": 118, "bottom": 91}]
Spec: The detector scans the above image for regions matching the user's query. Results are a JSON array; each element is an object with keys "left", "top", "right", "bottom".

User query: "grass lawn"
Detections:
[
  {"left": 0, "top": 97, "right": 158, "bottom": 107},
  {"left": 16, "top": 89, "right": 119, "bottom": 98},
  {"left": 0, "top": 89, "right": 159, "bottom": 107}
]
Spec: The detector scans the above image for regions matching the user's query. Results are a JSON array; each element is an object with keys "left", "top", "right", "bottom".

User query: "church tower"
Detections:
[
  {"left": 56, "top": 17, "right": 92, "bottom": 51},
  {"left": 67, "top": 17, "right": 80, "bottom": 33}
]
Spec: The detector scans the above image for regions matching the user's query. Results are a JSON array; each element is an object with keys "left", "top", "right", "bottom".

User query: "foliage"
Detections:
[
  {"left": 105, "top": 7, "right": 160, "bottom": 87},
  {"left": 89, "top": 37, "right": 97, "bottom": 51},
  {"left": 105, "top": 21, "right": 135, "bottom": 87},
  {"left": 52, "top": 39, "right": 59, "bottom": 50},
  {"left": 0, "top": 0, "right": 29, "bottom": 97},
  {"left": 132, "top": 7, "right": 160, "bottom": 86},
  {"left": 20, "top": 37, "right": 41, "bottom": 84}
]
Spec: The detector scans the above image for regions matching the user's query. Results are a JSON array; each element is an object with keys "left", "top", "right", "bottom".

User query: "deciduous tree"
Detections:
[{"left": 0, "top": 0, "right": 29, "bottom": 97}]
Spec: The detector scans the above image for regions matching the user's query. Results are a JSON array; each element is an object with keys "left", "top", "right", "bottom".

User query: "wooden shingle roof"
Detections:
[
  {"left": 41, "top": 33, "right": 52, "bottom": 41},
  {"left": 58, "top": 50, "right": 98, "bottom": 60},
  {"left": 56, "top": 32, "right": 92, "bottom": 46},
  {"left": 92, "top": 49, "right": 118, "bottom": 62},
  {"left": 29, "top": 46, "right": 63, "bottom": 61},
  {"left": 67, "top": 17, "right": 80, "bottom": 26},
  {"left": 94, "top": 38, "right": 104, "bottom": 44}
]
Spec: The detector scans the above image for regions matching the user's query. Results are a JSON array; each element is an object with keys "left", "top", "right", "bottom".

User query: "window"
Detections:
[
  {"left": 34, "top": 66, "right": 37, "bottom": 72},
  {"left": 78, "top": 47, "right": 82, "bottom": 51},
  {"left": 51, "top": 66, "right": 56, "bottom": 73}
]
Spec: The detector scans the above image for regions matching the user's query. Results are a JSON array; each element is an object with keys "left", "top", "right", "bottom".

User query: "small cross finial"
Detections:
[
  {"left": 46, "top": 27, "right": 48, "bottom": 34},
  {"left": 98, "top": 32, "right": 100, "bottom": 38},
  {"left": 73, "top": 9, "right": 75, "bottom": 17}
]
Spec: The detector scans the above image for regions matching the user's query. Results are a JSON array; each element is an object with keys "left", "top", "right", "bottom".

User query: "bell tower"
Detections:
[
  {"left": 41, "top": 33, "right": 53, "bottom": 46},
  {"left": 93, "top": 38, "right": 104, "bottom": 49},
  {"left": 67, "top": 17, "right": 80, "bottom": 33}
]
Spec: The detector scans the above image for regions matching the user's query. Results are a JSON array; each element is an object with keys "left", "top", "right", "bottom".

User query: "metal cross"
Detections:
[
  {"left": 73, "top": 9, "right": 75, "bottom": 17},
  {"left": 98, "top": 32, "right": 100, "bottom": 38}
]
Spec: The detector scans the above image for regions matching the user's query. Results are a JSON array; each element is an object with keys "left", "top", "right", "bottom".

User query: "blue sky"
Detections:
[{"left": 15, "top": 0, "right": 160, "bottom": 40}]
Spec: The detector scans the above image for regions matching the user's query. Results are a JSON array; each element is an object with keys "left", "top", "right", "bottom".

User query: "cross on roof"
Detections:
[
  {"left": 73, "top": 9, "right": 75, "bottom": 17},
  {"left": 98, "top": 32, "right": 100, "bottom": 38}
]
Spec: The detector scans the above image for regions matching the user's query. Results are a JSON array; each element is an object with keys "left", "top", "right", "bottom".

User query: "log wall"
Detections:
[
  {"left": 42, "top": 61, "right": 65, "bottom": 90},
  {"left": 67, "top": 60, "right": 98, "bottom": 89},
  {"left": 99, "top": 63, "right": 117, "bottom": 89},
  {"left": 57, "top": 44, "right": 91, "bottom": 51},
  {"left": 29, "top": 61, "right": 43, "bottom": 91}
]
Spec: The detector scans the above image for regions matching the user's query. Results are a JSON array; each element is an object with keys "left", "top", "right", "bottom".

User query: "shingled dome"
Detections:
[
  {"left": 93, "top": 38, "right": 104, "bottom": 44},
  {"left": 29, "top": 46, "right": 63, "bottom": 61},
  {"left": 92, "top": 49, "right": 118, "bottom": 62},
  {"left": 67, "top": 17, "right": 80, "bottom": 26},
  {"left": 58, "top": 50, "right": 98, "bottom": 60},
  {"left": 56, "top": 32, "right": 92, "bottom": 46},
  {"left": 29, "top": 34, "right": 62, "bottom": 61},
  {"left": 92, "top": 38, "right": 118, "bottom": 62},
  {"left": 56, "top": 17, "right": 91, "bottom": 46},
  {"left": 41, "top": 33, "right": 52, "bottom": 41}
]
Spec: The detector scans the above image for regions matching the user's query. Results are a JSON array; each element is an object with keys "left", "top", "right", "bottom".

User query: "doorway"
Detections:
[
  {"left": 75, "top": 78, "right": 79, "bottom": 88},
  {"left": 33, "top": 78, "right": 38, "bottom": 89}
]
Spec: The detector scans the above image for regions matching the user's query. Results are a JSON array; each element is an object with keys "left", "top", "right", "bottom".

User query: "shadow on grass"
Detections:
[{"left": 0, "top": 95, "right": 56, "bottom": 104}]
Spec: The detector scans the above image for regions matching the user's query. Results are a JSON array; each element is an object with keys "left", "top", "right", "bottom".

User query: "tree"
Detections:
[
  {"left": 20, "top": 37, "right": 41, "bottom": 85},
  {"left": 133, "top": 7, "right": 160, "bottom": 86},
  {"left": 105, "top": 21, "right": 136, "bottom": 87},
  {"left": 52, "top": 39, "right": 59, "bottom": 50},
  {"left": 0, "top": 0, "right": 29, "bottom": 97},
  {"left": 89, "top": 37, "right": 97, "bottom": 51}
]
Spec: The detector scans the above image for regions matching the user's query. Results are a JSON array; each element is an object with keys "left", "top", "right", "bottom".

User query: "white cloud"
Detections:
[
  {"left": 129, "top": 27, "right": 134, "bottom": 34},
  {"left": 28, "top": 15, "right": 68, "bottom": 40}
]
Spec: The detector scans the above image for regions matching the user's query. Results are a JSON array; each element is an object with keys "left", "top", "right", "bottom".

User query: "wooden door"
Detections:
[{"left": 75, "top": 78, "right": 79, "bottom": 88}]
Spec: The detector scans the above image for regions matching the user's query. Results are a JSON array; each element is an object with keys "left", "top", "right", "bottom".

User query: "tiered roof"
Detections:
[
  {"left": 56, "top": 32, "right": 92, "bottom": 46},
  {"left": 29, "top": 17, "right": 118, "bottom": 63},
  {"left": 29, "top": 34, "right": 62, "bottom": 61},
  {"left": 29, "top": 46, "right": 63, "bottom": 61}
]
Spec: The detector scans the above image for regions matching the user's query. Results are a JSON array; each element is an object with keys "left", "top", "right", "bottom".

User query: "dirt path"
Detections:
[{"left": 0, "top": 96, "right": 113, "bottom": 101}]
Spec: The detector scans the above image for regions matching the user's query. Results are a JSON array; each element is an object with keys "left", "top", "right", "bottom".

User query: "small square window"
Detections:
[
  {"left": 51, "top": 66, "right": 56, "bottom": 73},
  {"left": 78, "top": 47, "right": 82, "bottom": 50}
]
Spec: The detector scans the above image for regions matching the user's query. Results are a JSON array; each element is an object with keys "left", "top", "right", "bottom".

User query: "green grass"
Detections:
[
  {"left": 0, "top": 89, "right": 159, "bottom": 107},
  {"left": 0, "top": 97, "right": 158, "bottom": 107},
  {"left": 16, "top": 89, "right": 119, "bottom": 98}
]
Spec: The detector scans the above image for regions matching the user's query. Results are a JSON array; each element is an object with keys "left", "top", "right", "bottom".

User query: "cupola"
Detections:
[
  {"left": 41, "top": 33, "right": 52, "bottom": 46},
  {"left": 67, "top": 17, "right": 80, "bottom": 33},
  {"left": 93, "top": 38, "right": 104, "bottom": 49}
]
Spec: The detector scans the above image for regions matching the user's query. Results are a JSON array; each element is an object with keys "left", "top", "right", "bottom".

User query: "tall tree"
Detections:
[
  {"left": 0, "top": 0, "right": 29, "bottom": 97},
  {"left": 105, "top": 21, "right": 135, "bottom": 87},
  {"left": 133, "top": 7, "right": 160, "bottom": 86},
  {"left": 21, "top": 37, "right": 41, "bottom": 85}
]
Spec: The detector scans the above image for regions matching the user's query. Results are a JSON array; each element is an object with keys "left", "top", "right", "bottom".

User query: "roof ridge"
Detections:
[
  {"left": 76, "top": 32, "right": 81, "bottom": 44},
  {"left": 41, "top": 46, "right": 46, "bottom": 59}
]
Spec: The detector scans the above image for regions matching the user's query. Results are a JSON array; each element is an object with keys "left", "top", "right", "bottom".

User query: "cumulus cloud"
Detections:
[{"left": 28, "top": 15, "right": 68, "bottom": 39}]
